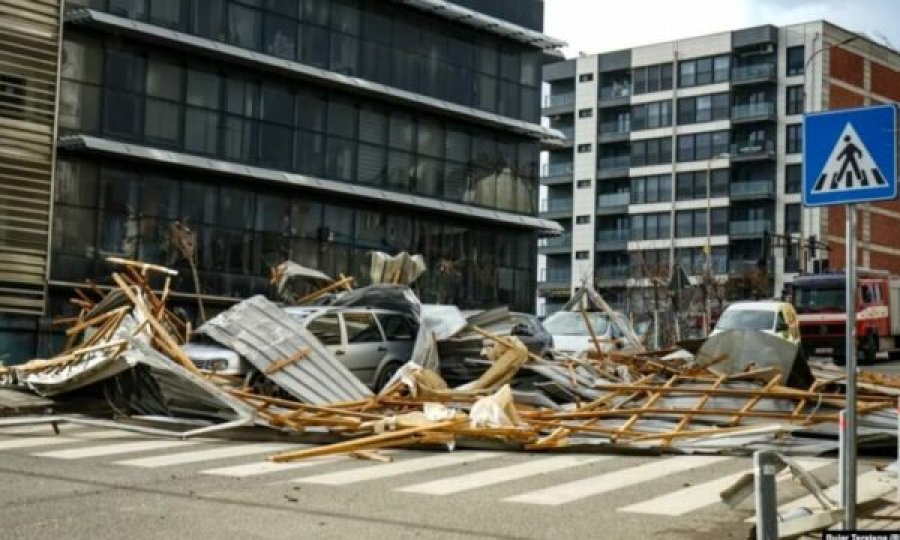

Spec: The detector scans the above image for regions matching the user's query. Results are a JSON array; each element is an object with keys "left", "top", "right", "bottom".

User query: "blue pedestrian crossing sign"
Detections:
[{"left": 803, "top": 104, "right": 898, "bottom": 207}]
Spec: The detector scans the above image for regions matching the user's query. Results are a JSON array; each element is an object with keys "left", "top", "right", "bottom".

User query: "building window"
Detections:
[
  {"left": 676, "top": 130, "right": 729, "bottom": 162},
  {"left": 786, "top": 46, "right": 805, "bottom": 76},
  {"left": 575, "top": 250, "right": 589, "bottom": 260},
  {"left": 675, "top": 169, "right": 728, "bottom": 200},
  {"left": 577, "top": 143, "right": 592, "bottom": 153},
  {"left": 786, "top": 85, "right": 804, "bottom": 115},
  {"left": 631, "top": 100, "right": 672, "bottom": 130},
  {"left": 785, "top": 164, "right": 801, "bottom": 194},
  {"left": 576, "top": 215, "right": 591, "bottom": 224},
  {"left": 630, "top": 212, "right": 670, "bottom": 240},
  {"left": 786, "top": 124, "right": 802, "bottom": 154},
  {"left": 678, "top": 54, "right": 729, "bottom": 87},
  {"left": 675, "top": 209, "right": 709, "bottom": 238},
  {"left": 578, "top": 108, "right": 593, "bottom": 118},
  {"left": 578, "top": 73, "right": 594, "bottom": 82},
  {"left": 677, "top": 93, "right": 729, "bottom": 124},
  {"left": 576, "top": 179, "right": 592, "bottom": 188},
  {"left": 785, "top": 203, "right": 801, "bottom": 234},
  {"left": 631, "top": 63, "right": 673, "bottom": 95},
  {"left": 631, "top": 137, "right": 672, "bottom": 167},
  {"left": 631, "top": 174, "right": 672, "bottom": 204}
]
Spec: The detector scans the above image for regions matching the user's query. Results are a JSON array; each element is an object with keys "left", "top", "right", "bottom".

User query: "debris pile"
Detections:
[{"left": 0, "top": 257, "right": 897, "bottom": 463}]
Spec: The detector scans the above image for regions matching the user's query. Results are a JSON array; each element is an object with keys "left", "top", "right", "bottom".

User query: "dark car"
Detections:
[{"left": 437, "top": 312, "right": 552, "bottom": 387}]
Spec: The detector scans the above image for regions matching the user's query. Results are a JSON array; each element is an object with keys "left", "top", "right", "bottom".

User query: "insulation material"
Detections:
[
  {"left": 369, "top": 251, "right": 426, "bottom": 285},
  {"left": 470, "top": 385, "right": 521, "bottom": 428}
]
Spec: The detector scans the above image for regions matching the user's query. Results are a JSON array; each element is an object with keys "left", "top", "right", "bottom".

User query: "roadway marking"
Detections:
[
  {"left": 295, "top": 452, "right": 500, "bottom": 486},
  {"left": 618, "top": 458, "right": 832, "bottom": 516},
  {"left": 504, "top": 455, "right": 730, "bottom": 506},
  {"left": 0, "top": 436, "right": 80, "bottom": 450},
  {"left": 397, "top": 455, "right": 609, "bottom": 495},
  {"left": 34, "top": 440, "right": 199, "bottom": 460},
  {"left": 114, "top": 443, "right": 296, "bottom": 468}
]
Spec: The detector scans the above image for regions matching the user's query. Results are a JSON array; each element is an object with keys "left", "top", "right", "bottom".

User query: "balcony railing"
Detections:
[
  {"left": 599, "top": 84, "right": 631, "bottom": 100},
  {"left": 598, "top": 155, "right": 631, "bottom": 170},
  {"left": 596, "top": 265, "right": 629, "bottom": 279},
  {"left": 596, "top": 229, "right": 630, "bottom": 242},
  {"left": 538, "top": 234, "right": 572, "bottom": 248},
  {"left": 729, "top": 180, "right": 775, "bottom": 198},
  {"left": 729, "top": 220, "right": 772, "bottom": 236},
  {"left": 599, "top": 120, "right": 631, "bottom": 135},
  {"left": 540, "top": 268, "right": 572, "bottom": 283},
  {"left": 731, "top": 63, "right": 776, "bottom": 83},
  {"left": 556, "top": 126, "right": 575, "bottom": 139},
  {"left": 732, "top": 102, "right": 775, "bottom": 120},
  {"left": 543, "top": 92, "right": 575, "bottom": 107},
  {"left": 541, "top": 162, "right": 573, "bottom": 177},
  {"left": 596, "top": 192, "right": 630, "bottom": 207},
  {"left": 539, "top": 198, "right": 573, "bottom": 213},
  {"left": 730, "top": 140, "right": 775, "bottom": 158}
]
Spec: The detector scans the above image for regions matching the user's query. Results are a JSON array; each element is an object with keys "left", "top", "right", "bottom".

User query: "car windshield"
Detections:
[
  {"left": 715, "top": 309, "right": 775, "bottom": 331},
  {"left": 542, "top": 311, "right": 610, "bottom": 336},
  {"left": 794, "top": 287, "right": 845, "bottom": 313}
]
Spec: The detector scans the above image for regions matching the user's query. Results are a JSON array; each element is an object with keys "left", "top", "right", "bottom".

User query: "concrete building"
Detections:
[
  {"left": 538, "top": 21, "right": 900, "bottom": 316},
  {"left": 0, "top": 0, "right": 564, "bottom": 363}
]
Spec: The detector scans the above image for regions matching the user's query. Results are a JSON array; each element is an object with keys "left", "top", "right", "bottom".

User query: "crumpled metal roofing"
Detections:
[{"left": 199, "top": 295, "right": 373, "bottom": 404}]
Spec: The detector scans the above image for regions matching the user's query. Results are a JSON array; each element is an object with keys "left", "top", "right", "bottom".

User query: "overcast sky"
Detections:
[{"left": 544, "top": 0, "right": 900, "bottom": 56}]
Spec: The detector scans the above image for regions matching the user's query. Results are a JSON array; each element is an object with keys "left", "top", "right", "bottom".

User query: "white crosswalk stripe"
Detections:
[
  {"left": 34, "top": 439, "right": 199, "bottom": 460},
  {"left": 201, "top": 451, "right": 347, "bottom": 477},
  {"left": 0, "top": 436, "right": 81, "bottom": 450},
  {"left": 115, "top": 443, "right": 296, "bottom": 468},
  {"left": 618, "top": 458, "right": 833, "bottom": 516},
  {"left": 504, "top": 455, "right": 731, "bottom": 506},
  {"left": 0, "top": 424, "right": 85, "bottom": 435},
  {"left": 397, "top": 454, "right": 609, "bottom": 495},
  {"left": 295, "top": 451, "right": 500, "bottom": 486}
]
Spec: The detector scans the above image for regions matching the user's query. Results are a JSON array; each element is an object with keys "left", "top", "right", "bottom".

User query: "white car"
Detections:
[
  {"left": 541, "top": 310, "right": 631, "bottom": 356},
  {"left": 709, "top": 300, "right": 801, "bottom": 345}
]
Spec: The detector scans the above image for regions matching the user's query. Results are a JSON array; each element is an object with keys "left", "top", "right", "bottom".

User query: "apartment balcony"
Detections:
[
  {"left": 538, "top": 267, "right": 572, "bottom": 292},
  {"left": 731, "top": 63, "right": 777, "bottom": 85},
  {"left": 730, "top": 140, "right": 776, "bottom": 162},
  {"left": 729, "top": 219, "right": 772, "bottom": 238},
  {"left": 597, "top": 155, "right": 630, "bottom": 179},
  {"left": 540, "top": 162, "right": 573, "bottom": 186},
  {"left": 557, "top": 126, "right": 575, "bottom": 139},
  {"left": 539, "top": 197, "right": 573, "bottom": 218},
  {"left": 731, "top": 102, "right": 776, "bottom": 124},
  {"left": 596, "top": 229, "right": 629, "bottom": 251},
  {"left": 729, "top": 258, "right": 775, "bottom": 275},
  {"left": 596, "top": 192, "right": 630, "bottom": 214},
  {"left": 598, "top": 85, "right": 631, "bottom": 108},
  {"left": 542, "top": 92, "right": 575, "bottom": 115},
  {"left": 596, "top": 264, "right": 630, "bottom": 282},
  {"left": 538, "top": 233, "right": 572, "bottom": 254},
  {"left": 729, "top": 180, "right": 776, "bottom": 201},
  {"left": 597, "top": 120, "right": 631, "bottom": 143}
]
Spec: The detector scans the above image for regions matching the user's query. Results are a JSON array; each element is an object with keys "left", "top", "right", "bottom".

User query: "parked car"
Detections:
[
  {"left": 542, "top": 310, "right": 633, "bottom": 356},
  {"left": 708, "top": 300, "right": 800, "bottom": 345},
  {"left": 183, "top": 306, "right": 419, "bottom": 390}
]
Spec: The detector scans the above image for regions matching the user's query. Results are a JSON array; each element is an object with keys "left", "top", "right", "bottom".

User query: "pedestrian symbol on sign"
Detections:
[{"left": 811, "top": 123, "right": 887, "bottom": 194}]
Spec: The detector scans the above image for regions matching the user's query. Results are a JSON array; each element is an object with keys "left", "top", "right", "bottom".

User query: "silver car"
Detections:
[{"left": 184, "top": 306, "right": 418, "bottom": 390}]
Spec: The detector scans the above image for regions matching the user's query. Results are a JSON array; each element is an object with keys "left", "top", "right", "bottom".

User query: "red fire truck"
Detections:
[{"left": 792, "top": 269, "right": 900, "bottom": 364}]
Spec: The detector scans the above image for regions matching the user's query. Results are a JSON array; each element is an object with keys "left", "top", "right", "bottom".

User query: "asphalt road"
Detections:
[{"left": 0, "top": 421, "right": 890, "bottom": 540}]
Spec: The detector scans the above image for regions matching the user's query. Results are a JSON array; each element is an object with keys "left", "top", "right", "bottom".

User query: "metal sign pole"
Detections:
[{"left": 843, "top": 203, "right": 858, "bottom": 529}]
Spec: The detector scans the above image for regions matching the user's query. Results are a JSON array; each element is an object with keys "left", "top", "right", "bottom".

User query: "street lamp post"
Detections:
[{"left": 703, "top": 152, "right": 730, "bottom": 335}]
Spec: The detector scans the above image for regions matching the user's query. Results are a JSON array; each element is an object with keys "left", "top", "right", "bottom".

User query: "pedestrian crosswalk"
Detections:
[{"left": 0, "top": 426, "right": 846, "bottom": 519}]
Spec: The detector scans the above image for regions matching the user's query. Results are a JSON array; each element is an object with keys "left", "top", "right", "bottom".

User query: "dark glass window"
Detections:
[
  {"left": 785, "top": 164, "right": 801, "bottom": 194},
  {"left": 785, "top": 203, "right": 801, "bottom": 234},
  {"left": 186, "top": 69, "right": 220, "bottom": 109},
  {"left": 149, "top": 0, "right": 183, "bottom": 29},
  {"left": 787, "top": 46, "right": 805, "bottom": 76},
  {"left": 676, "top": 130, "right": 729, "bottom": 162},
  {"left": 191, "top": 0, "right": 226, "bottom": 40},
  {"left": 264, "top": 12, "right": 296, "bottom": 60},
  {"left": 679, "top": 54, "right": 729, "bottom": 87},
  {"left": 678, "top": 93, "right": 729, "bottom": 124},
  {"left": 786, "top": 85, "right": 804, "bottom": 115},
  {"left": 260, "top": 83, "right": 293, "bottom": 125},
  {"left": 786, "top": 124, "right": 802, "bottom": 154},
  {"left": 227, "top": 3, "right": 260, "bottom": 50}
]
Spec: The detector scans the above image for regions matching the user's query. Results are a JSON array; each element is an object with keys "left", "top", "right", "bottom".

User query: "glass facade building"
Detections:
[{"left": 0, "top": 0, "right": 563, "bottom": 363}]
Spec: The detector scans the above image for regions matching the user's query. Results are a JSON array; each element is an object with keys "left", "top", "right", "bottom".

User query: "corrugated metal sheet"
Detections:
[
  {"left": 199, "top": 295, "right": 373, "bottom": 404},
  {"left": 0, "top": 0, "right": 61, "bottom": 314}
]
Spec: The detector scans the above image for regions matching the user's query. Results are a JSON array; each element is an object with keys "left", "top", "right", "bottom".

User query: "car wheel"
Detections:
[{"left": 375, "top": 361, "right": 403, "bottom": 391}]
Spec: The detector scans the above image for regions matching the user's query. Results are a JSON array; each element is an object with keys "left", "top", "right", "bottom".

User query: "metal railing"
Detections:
[
  {"left": 731, "top": 63, "right": 776, "bottom": 82},
  {"left": 543, "top": 92, "right": 575, "bottom": 107},
  {"left": 599, "top": 119, "right": 631, "bottom": 135},
  {"left": 596, "top": 265, "right": 629, "bottom": 279},
  {"left": 541, "top": 162, "right": 573, "bottom": 177},
  {"left": 540, "top": 267, "right": 572, "bottom": 283},
  {"left": 596, "top": 229, "right": 630, "bottom": 242},
  {"left": 598, "top": 155, "right": 631, "bottom": 170},
  {"left": 730, "top": 180, "right": 775, "bottom": 198},
  {"left": 599, "top": 84, "right": 631, "bottom": 100},
  {"left": 729, "top": 220, "right": 771, "bottom": 236},
  {"left": 730, "top": 140, "right": 775, "bottom": 157},
  {"left": 596, "top": 192, "right": 630, "bottom": 207},
  {"left": 539, "top": 198, "right": 573, "bottom": 213},
  {"left": 732, "top": 102, "right": 775, "bottom": 120},
  {"left": 538, "top": 234, "right": 572, "bottom": 248}
]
